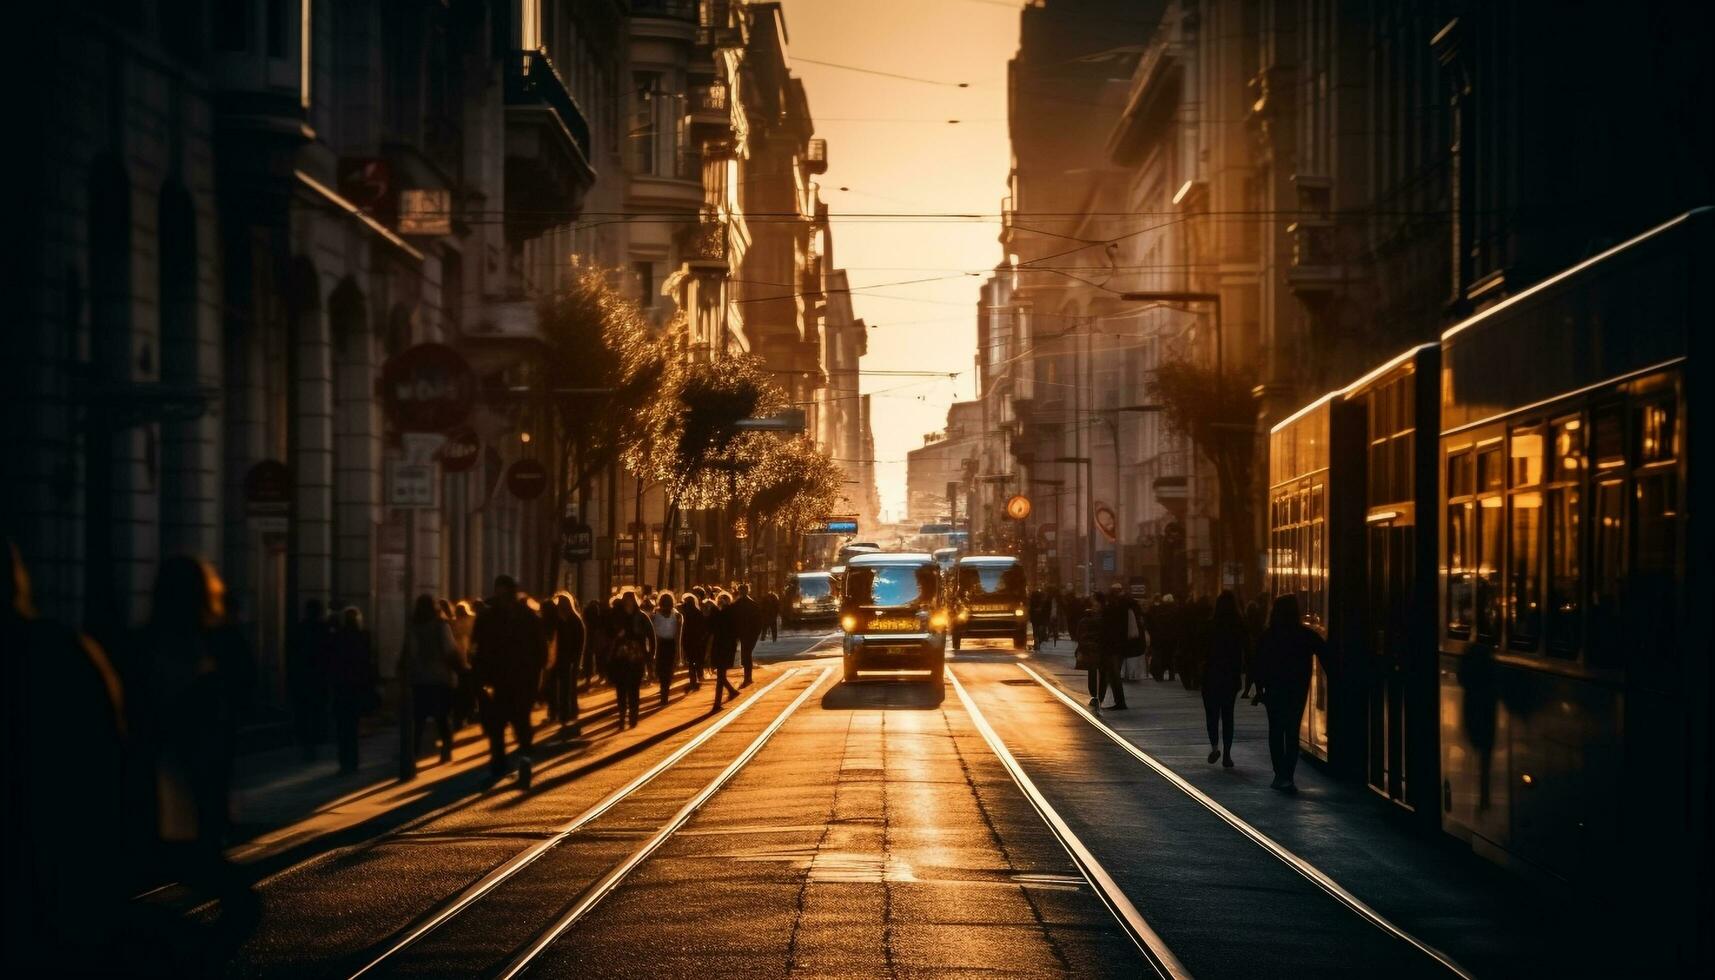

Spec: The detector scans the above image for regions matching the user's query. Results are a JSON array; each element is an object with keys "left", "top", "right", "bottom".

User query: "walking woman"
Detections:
[
  {"left": 582, "top": 597, "right": 609, "bottom": 687},
  {"left": 1075, "top": 592, "right": 1108, "bottom": 709},
  {"left": 708, "top": 592, "right": 741, "bottom": 709},
  {"left": 1202, "top": 591, "right": 1247, "bottom": 768},
  {"left": 679, "top": 592, "right": 707, "bottom": 691},
  {"left": 399, "top": 594, "right": 461, "bottom": 763},
  {"left": 1252, "top": 594, "right": 1326, "bottom": 792},
  {"left": 610, "top": 593, "right": 653, "bottom": 729},
  {"left": 651, "top": 592, "right": 683, "bottom": 708}
]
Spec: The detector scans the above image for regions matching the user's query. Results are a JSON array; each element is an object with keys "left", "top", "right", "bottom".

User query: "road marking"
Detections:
[
  {"left": 1017, "top": 662, "right": 1474, "bottom": 980},
  {"left": 347, "top": 667, "right": 803, "bottom": 979},
  {"left": 947, "top": 668, "right": 1188, "bottom": 980},
  {"left": 499, "top": 667, "right": 832, "bottom": 979}
]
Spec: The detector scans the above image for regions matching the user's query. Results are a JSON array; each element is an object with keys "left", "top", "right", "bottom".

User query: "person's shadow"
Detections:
[{"left": 821, "top": 680, "right": 945, "bottom": 710}]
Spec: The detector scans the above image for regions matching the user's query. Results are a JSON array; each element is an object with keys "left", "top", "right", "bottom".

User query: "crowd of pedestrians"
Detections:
[
  {"left": 1043, "top": 579, "right": 1321, "bottom": 793},
  {"left": 1, "top": 531, "right": 793, "bottom": 972}
]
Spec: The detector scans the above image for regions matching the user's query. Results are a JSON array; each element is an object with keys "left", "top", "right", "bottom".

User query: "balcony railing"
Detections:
[
  {"left": 632, "top": 0, "right": 698, "bottom": 21},
  {"left": 1286, "top": 220, "right": 1339, "bottom": 296},
  {"left": 678, "top": 219, "right": 728, "bottom": 263},
  {"left": 505, "top": 49, "right": 592, "bottom": 163},
  {"left": 691, "top": 81, "right": 728, "bottom": 114},
  {"left": 804, "top": 138, "right": 827, "bottom": 174}
]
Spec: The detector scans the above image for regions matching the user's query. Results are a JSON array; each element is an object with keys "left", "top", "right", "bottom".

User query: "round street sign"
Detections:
[
  {"left": 1004, "top": 494, "right": 1032, "bottom": 521},
  {"left": 437, "top": 429, "right": 480, "bottom": 472},
  {"left": 380, "top": 342, "right": 477, "bottom": 433},
  {"left": 1094, "top": 502, "right": 1118, "bottom": 541},
  {"left": 505, "top": 459, "right": 548, "bottom": 500}
]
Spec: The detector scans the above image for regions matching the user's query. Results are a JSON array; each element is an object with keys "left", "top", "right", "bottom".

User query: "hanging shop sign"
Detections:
[
  {"left": 816, "top": 517, "right": 860, "bottom": 534},
  {"left": 243, "top": 460, "right": 291, "bottom": 532},
  {"left": 387, "top": 461, "right": 436, "bottom": 508},
  {"left": 561, "top": 517, "right": 594, "bottom": 562},
  {"left": 505, "top": 459, "right": 548, "bottom": 500},
  {"left": 398, "top": 188, "right": 452, "bottom": 236},
  {"left": 673, "top": 527, "right": 699, "bottom": 557},
  {"left": 380, "top": 343, "right": 477, "bottom": 433}
]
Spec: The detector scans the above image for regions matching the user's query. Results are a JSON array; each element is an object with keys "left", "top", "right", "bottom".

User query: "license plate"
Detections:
[
  {"left": 868, "top": 618, "right": 917, "bottom": 632},
  {"left": 974, "top": 605, "right": 1011, "bottom": 613}
]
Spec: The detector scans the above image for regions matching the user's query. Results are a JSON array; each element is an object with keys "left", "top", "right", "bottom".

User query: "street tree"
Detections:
[{"left": 1147, "top": 357, "right": 1259, "bottom": 593}]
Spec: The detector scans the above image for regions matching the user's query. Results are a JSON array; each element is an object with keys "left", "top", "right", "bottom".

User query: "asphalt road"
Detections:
[{"left": 218, "top": 634, "right": 1474, "bottom": 979}]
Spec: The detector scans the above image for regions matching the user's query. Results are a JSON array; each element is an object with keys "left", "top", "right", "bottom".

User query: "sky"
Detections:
[{"left": 776, "top": 0, "right": 1022, "bottom": 522}]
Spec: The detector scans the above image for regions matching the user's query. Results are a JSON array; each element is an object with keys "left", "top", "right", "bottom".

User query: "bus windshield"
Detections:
[
  {"left": 845, "top": 564, "right": 938, "bottom": 607},
  {"left": 792, "top": 575, "right": 832, "bottom": 599},
  {"left": 958, "top": 563, "right": 1025, "bottom": 598}
]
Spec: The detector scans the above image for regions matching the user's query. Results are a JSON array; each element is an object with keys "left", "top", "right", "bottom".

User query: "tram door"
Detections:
[{"left": 1367, "top": 522, "right": 1412, "bottom": 804}]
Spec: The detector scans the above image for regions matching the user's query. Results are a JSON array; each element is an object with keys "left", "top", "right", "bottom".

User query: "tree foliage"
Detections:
[
  {"left": 625, "top": 352, "right": 788, "bottom": 509},
  {"left": 743, "top": 437, "right": 845, "bottom": 533}
]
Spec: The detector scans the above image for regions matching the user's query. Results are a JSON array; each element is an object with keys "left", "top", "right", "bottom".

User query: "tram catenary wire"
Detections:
[{"left": 347, "top": 667, "right": 808, "bottom": 979}]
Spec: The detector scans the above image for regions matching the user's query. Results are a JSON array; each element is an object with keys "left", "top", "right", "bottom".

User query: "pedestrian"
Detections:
[
  {"left": 1147, "top": 594, "right": 1179, "bottom": 682},
  {"left": 1074, "top": 592, "right": 1108, "bottom": 709},
  {"left": 1252, "top": 593, "right": 1326, "bottom": 792},
  {"left": 679, "top": 592, "right": 707, "bottom": 691},
  {"left": 286, "top": 599, "right": 331, "bottom": 761},
  {"left": 549, "top": 593, "right": 584, "bottom": 733},
  {"left": 1184, "top": 595, "right": 1213, "bottom": 691},
  {"left": 1242, "top": 597, "right": 1266, "bottom": 698},
  {"left": 731, "top": 583, "right": 763, "bottom": 686},
  {"left": 470, "top": 575, "right": 549, "bottom": 789},
  {"left": 651, "top": 592, "right": 683, "bottom": 708},
  {"left": 1028, "top": 589, "right": 1048, "bottom": 652},
  {"left": 449, "top": 600, "right": 478, "bottom": 727},
  {"left": 708, "top": 592, "right": 741, "bottom": 709},
  {"left": 121, "top": 557, "right": 256, "bottom": 925},
  {"left": 1099, "top": 580, "right": 1143, "bottom": 707},
  {"left": 762, "top": 589, "right": 781, "bottom": 642},
  {"left": 398, "top": 594, "right": 461, "bottom": 763},
  {"left": 325, "top": 607, "right": 379, "bottom": 774},
  {"left": 1202, "top": 591, "right": 1247, "bottom": 768},
  {"left": 609, "top": 591, "right": 654, "bottom": 728},
  {"left": 3, "top": 538, "right": 129, "bottom": 972},
  {"left": 582, "top": 597, "right": 609, "bottom": 687}
]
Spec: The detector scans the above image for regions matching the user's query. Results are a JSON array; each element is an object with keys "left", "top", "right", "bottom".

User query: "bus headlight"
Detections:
[
  {"left": 1014, "top": 606, "right": 1026, "bottom": 617},
  {"left": 840, "top": 613, "right": 858, "bottom": 633},
  {"left": 929, "top": 611, "right": 949, "bottom": 630},
  {"left": 957, "top": 608, "right": 971, "bottom": 622}
]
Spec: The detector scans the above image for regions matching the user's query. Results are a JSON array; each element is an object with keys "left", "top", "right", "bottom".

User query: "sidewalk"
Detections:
[{"left": 1024, "top": 640, "right": 1617, "bottom": 979}]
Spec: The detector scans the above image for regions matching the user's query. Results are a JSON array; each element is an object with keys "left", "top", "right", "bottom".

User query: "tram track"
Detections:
[{"left": 344, "top": 666, "right": 830, "bottom": 979}]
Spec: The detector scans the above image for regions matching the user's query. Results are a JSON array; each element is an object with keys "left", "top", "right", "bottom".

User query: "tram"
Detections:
[{"left": 1268, "top": 208, "right": 1710, "bottom": 957}]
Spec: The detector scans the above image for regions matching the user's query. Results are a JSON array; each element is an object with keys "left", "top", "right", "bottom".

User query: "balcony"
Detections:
[
  {"left": 689, "top": 81, "right": 730, "bottom": 133},
  {"left": 805, "top": 138, "right": 828, "bottom": 174},
  {"left": 800, "top": 254, "right": 824, "bottom": 298},
  {"left": 1286, "top": 220, "right": 1341, "bottom": 297},
  {"left": 677, "top": 218, "right": 729, "bottom": 274},
  {"left": 503, "top": 49, "right": 596, "bottom": 240},
  {"left": 631, "top": 0, "right": 697, "bottom": 20}
]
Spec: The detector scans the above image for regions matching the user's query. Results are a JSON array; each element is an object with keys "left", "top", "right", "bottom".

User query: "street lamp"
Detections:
[
  {"left": 1118, "top": 290, "right": 1222, "bottom": 376},
  {"left": 1053, "top": 455, "right": 1093, "bottom": 594}
]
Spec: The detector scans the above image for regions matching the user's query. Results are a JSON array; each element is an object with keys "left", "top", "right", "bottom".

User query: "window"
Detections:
[
  {"left": 1507, "top": 426, "right": 1543, "bottom": 650},
  {"left": 958, "top": 563, "right": 1025, "bottom": 598},
  {"left": 846, "top": 564, "right": 938, "bottom": 608},
  {"left": 632, "top": 72, "right": 660, "bottom": 174},
  {"left": 1544, "top": 415, "right": 1583, "bottom": 657},
  {"left": 1446, "top": 450, "right": 1475, "bottom": 637},
  {"left": 1588, "top": 479, "right": 1624, "bottom": 669},
  {"left": 1474, "top": 446, "right": 1503, "bottom": 641},
  {"left": 633, "top": 261, "right": 655, "bottom": 306}
]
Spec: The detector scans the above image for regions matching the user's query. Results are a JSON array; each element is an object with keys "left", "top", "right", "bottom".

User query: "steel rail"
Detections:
[
  {"left": 347, "top": 667, "right": 805, "bottom": 979},
  {"left": 1017, "top": 662, "right": 1474, "bottom": 980},
  {"left": 497, "top": 666, "right": 832, "bottom": 979},
  {"left": 947, "top": 668, "right": 1188, "bottom": 980}
]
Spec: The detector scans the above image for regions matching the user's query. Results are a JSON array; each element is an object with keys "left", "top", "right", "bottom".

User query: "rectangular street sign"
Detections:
[{"left": 388, "top": 461, "right": 436, "bottom": 508}]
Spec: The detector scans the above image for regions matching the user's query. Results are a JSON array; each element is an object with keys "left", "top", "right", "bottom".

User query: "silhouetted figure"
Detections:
[
  {"left": 1147, "top": 594, "right": 1180, "bottom": 681},
  {"left": 449, "top": 600, "right": 477, "bottom": 725},
  {"left": 582, "top": 598, "right": 609, "bottom": 688},
  {"left": 326, "top": 607, "right": 378, "bottom": 774},
  {"left": 1098, "top": 581, "right": 1143, "bottom": 709},
  {"left": 123, "top": 556, "right": 258, "bottom": 946},
  {"left": 731, "top": 584, "right": 763, "bottom": 686},
  {"left": 1202, "top": 591, "right": 1247, "bottom": 767},
  {"left": 471, "top": 576, "right": 548, "bottom": 788},
  {"left": 679, "top": 593, "right": 707, "bottom": 691},
  {"left": 286, "top": 599, "right": 331, "bottom": 761},
  {"left": 1241, "top": 598, "right": 1266, "bottom": 698},
  {"left": 1458, "top": 640, "right": 1499, "bottom": 810},
  {"left": 762, "top": 589, "right": 781, "bottom": 642},
  {"left": 651, "top": 593, "right": 683, "bottom": 708},
  {"left": 1183, "top": 595, "right": 1213, "bottom": 691},
  {"left": 1028, "top": 589, "right": 1049, "bottom": 651},
  {"left": 399, "top": 594, "right": 461, "bottom": 763},
  {"left": 1253, "top": 594, "right": 1326, "bottom": 792},
  {"left": 1076, "top": 594, "right": 1108, "bottom": 710},
  {"left": 2, "top": 539, "right": 128, "bottom": 973},
  {"left": 709, "top": 593, "right": 741, "bottom": 709},
  {"left": 609, "top": 592, "right": 654, "bottom": 728},
  {"left": 549, "top": 593, "right": 584, "bottom": 732}
]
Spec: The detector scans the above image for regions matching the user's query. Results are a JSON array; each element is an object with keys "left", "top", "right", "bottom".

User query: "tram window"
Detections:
[
  {"left": 1635, "top": 396, "right": 1677, "bottom": 464},
  {"left": 1478, "top": 446, "right": 1504, "bottom": 493},
  {"left": 1476, "top": 496, "right": 1502, "bottom": 642},
  {"left": 1510, "top": 427, "right": 1543, "bottom": 487},
  {"left": 1448, "top": 451, "right": 1474, "bottom": 498},
  {"left": 1508, "top": 491, "right": 1542, "bottom": 650},
  {"left": 1552, "top": 416, "right": 1584, "bottom": 479},
  {"left": 1632, "top": 473, "right": 1681, "bottom": 665},
  {"left": 1446, "top": 450, "right": 1474, "bottom": 638},
  {"left": 1588, "top": 480, "right": 1625, "bottom": 670},
  {"left": 1545, "top": 486, "right": 1582, "bottom": 657},
  {"left": 1592, "top": 404, "right": 1625, "bottom": 471}
]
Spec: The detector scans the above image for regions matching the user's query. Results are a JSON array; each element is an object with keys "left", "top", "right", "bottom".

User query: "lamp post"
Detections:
[{"left": 1053, "top": 455, "right": 1093, "bottom": 594}]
